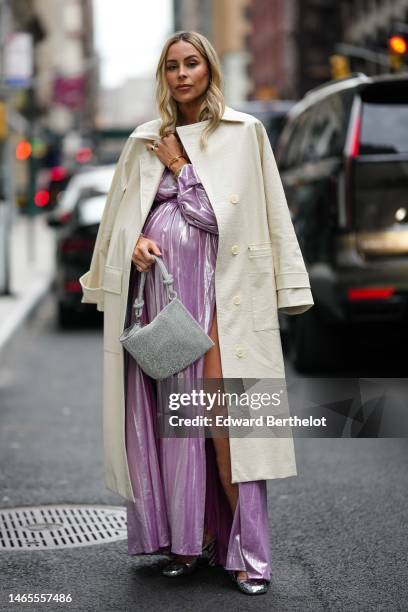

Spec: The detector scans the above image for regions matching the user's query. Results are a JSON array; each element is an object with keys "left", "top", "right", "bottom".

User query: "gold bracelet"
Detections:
[{"left": 168, "top": 155, "right": 184, "bottom": 169}]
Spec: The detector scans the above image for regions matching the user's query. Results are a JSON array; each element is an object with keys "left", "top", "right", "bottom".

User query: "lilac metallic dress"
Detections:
[{"left": 124, "top": 162, "right": 271, "bottom": 580}]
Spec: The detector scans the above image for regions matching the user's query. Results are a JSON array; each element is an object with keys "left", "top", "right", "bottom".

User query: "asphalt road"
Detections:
[{"left": 0, "top": 293, "right": 407, "bottom": 612}]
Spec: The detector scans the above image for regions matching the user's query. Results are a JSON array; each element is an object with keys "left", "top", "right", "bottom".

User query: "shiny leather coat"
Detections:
[{"left": 79, "top": 106, "right": 314, "bottom": 502}]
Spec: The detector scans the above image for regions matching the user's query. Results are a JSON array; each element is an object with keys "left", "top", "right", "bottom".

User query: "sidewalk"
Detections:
[{"left": 0, "top": 212, "right": 55, "bottom": 351}]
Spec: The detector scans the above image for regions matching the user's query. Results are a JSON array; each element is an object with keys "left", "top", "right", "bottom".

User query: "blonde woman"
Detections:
[{"left": 81, "top": 29, "right": 313, "bottom": 597}]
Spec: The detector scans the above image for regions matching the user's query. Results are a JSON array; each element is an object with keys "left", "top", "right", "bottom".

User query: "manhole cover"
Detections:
[{"left": 0, "top": 504, "right": 127, "bottom": 550}]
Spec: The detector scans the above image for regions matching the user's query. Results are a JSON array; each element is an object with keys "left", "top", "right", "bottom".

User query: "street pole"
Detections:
[
  {"left": 26, "top": 87, "right": 37, "bottom": 264},
  {"left": 0, "top": 0, "right": 14, "bottom": 296}
]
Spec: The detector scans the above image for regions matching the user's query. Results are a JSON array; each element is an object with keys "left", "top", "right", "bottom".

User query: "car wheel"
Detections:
[{"left": 288, "top": 306, "right": 344, "bottom": 373}]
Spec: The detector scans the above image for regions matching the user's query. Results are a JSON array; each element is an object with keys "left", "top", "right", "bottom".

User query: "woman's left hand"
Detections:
[{"left": 146, "top": 134, "right": 188, "bottom": 168}]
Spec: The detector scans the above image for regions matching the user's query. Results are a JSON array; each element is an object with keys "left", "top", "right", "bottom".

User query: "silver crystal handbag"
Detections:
[{"left": 119, "top": 254, "right": 215, "bottom": 380}]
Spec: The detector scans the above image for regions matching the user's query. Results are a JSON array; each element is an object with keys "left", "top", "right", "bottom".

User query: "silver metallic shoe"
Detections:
[
  {"left": 161, "top": 555, "right": 200, "bottom": 577},
  {"left": 229, "top": 570, "right": 269, "bottom": 595}
]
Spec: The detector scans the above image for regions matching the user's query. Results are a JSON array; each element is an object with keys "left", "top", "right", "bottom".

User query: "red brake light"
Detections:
[
  {"left": 75, "top": 147, "right": 93, "bottom": 164},
  {"left": 347, "top": 287, "right": 395, "bottom": 301},
  {"left": 34, "top": 190, "right": 50, "bottom": 207},
  {"left": 349, "top": 115, "right": 361, "bottom": 158},
  {"left": 50, "top": 166, "right": 68, "bottom": 181}
]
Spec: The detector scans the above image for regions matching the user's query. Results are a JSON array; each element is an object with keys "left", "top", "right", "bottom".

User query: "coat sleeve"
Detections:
[
  {"left": 255, "top": 121, "right": 314, "bottom": 315},
  {"left": 78, "top": 137, "right": 132, "bottom": 312}
]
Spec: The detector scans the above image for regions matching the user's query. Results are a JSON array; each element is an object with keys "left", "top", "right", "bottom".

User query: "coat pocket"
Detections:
[
  {"left": 248, "top": 242, "right": 273, "bottom": 258},
  {"left": 247, "top": 242, "right": 276, "bottom": 275},
  {"left": 247, "top": 244, "right": 279, "bottom": 331},
  {"left": 102, "top": 266, "right": 123, "bottom": 353}
]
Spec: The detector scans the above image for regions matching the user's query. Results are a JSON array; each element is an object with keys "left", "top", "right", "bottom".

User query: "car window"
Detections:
[
  {"left": 301, "top": 94, "right": 351, "bottom": 162},
  {"left": 56, "top": 168, "right": 114, "bottom": 213},
  {"left": 296, "top": 109, "right": 319, "bottom": 163},
  {"left": 279, "top": 112, "right": 311, "bottom": 168},
  {"left": 78, "top": 195, "right": 107, "bottom": 226},
  {"left": 360, "top": 95, "right": 408, "bottom": 154},
  {"left": 278, "top": 91, "right": 353, "bottom": 167}
]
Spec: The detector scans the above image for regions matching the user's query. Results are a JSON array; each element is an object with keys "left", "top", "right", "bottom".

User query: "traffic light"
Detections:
[
  {"left": 16, "top": 140, "right": 32, "bottom": 161},
  {"left": 388, "top": 34, "right": 408, "bottom": 72},
  {"left": 329, "top": 55, "right": 351, "bottom": 80},
  {"left": 389, "top": 35, "right": 407, "bottom": 55}
]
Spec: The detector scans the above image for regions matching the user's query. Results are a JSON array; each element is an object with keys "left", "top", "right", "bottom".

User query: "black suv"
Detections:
[{"left": 276, "top": 73, "right": 408, "bottom": 371}]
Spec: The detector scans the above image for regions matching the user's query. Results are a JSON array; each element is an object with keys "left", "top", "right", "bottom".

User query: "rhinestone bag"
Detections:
[{"left": 119, "top": 255, "right": 215, "bottom": 380}]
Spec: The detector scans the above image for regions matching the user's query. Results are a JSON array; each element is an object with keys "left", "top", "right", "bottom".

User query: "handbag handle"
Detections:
[{"left": 132, "top": 254, "right": 177, "bottom": 321}]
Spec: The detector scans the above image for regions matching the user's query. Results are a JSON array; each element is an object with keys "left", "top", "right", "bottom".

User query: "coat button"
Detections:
[
  {"left": 230, "top": 194, "right": 239, "bottom": 204},
  {"left": 232, "top": 295, "right": 241, "bottom": 305},
  {"left": 231, "top": 245, "right": 239, "bottom": 255},
  {"left": 235, "top": 346, "right": 245, "bottom": 358}
]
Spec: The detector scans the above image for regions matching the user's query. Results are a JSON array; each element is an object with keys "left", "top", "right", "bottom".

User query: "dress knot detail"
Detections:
[{"left": 162, "top": 274, "right": 173, "bottom": 285}]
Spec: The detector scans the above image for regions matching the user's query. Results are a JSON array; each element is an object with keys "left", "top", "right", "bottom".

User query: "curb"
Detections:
[
  {"left": 0, "top": 214, "right": 55, "bottom": 354},
  {"left": 0, "top": 275, "right": 54, "bottom": 353}
]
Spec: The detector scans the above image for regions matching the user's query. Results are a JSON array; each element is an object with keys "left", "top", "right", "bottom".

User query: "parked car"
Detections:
[
  {"left": 54, "top": 191, "right": 107, "bottom": 327},
  {"left": 47, "top": 165, "right": 115, "bottom": 228},
  {"left": 275, "top": 73, "right": 408, "bottom": 371},
  {"left": 234, "top": 99, "right": 295, "bottom": 148},
  {"left": 47, "top": 165, "right": 115, "bottom": 326},
  {"left": 35, "top": 166, "right": 73, "bottom": 212}
]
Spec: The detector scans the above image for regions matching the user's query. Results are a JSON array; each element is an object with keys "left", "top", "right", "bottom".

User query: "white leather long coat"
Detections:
[{"left": 79, "top": 106, "right": 314, "bottom": 502}]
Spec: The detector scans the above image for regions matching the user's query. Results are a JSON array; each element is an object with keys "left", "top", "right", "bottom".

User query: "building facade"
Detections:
[
  {"left": 173, "top": 0, "right": 252, "bottom": 103},
  {"left": 247, "top": 0, "right": 408, "bottom": 100},
  {"left": 247, "top": 0, "right": 341, "bottom": 100},
  {"left": 339, "top": 0, "right": 408, "bottom": 74},
  {"left": 173, "top": 0, "right": 212, "bottom": 39}
]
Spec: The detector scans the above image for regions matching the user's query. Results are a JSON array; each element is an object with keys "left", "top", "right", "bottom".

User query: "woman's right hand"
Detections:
[{"left": 132, "top": 235, "right": 162, "bottom": 272}]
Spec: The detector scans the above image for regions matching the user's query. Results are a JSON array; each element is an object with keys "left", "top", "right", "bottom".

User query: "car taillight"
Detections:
[
  {"left": 347, "top": 287, "right": 395, "bottom": 301},
  {"left": 34, "top": 190, "right": 50, "bottom": 207},
  {"left": 349, "top": 114, "right": 361, "bottom": 158},
  {"left": 61, "top": 238, "right": 95, "bottom": 253},
  {"left": 76, "top": 147, "right": 93, "bottom": 164},
  {"left": 64, "top": 280, "right": 82, "bottom": 292},
  {"left": 345, "top": 96, "right": 362, "bottom": 161},
  {"left": 50, "top": 166, "right": 68, "bottom": 181}
]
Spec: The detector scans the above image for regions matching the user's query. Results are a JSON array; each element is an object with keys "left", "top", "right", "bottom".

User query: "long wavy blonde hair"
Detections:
[{"left": 155, "top": 31, "right": 225, "bottom": 151}]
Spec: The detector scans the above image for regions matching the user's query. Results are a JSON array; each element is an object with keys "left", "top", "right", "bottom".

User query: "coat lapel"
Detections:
[
  {"left": 139, "top": 148, "right": 165, "bottom": 221},
  {"left": 136, "top": 128, "right": 224, "bottom": 239},
  {"left": 131, "top": 106, "right": 246, "bottom": 226},
  {"left": 129, "top": 121, "right": 165, "bottom": 222}
]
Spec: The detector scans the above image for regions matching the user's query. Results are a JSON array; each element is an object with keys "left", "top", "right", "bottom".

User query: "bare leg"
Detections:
[
  {"left": 203, "top": 307, "right": 238, "bottom": 512},
  {"left": 202, "top": 306, "right": 248, "bottom": 581},
  {"left": 172, "top": 307, "right": 246, "bottom": 578}
]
